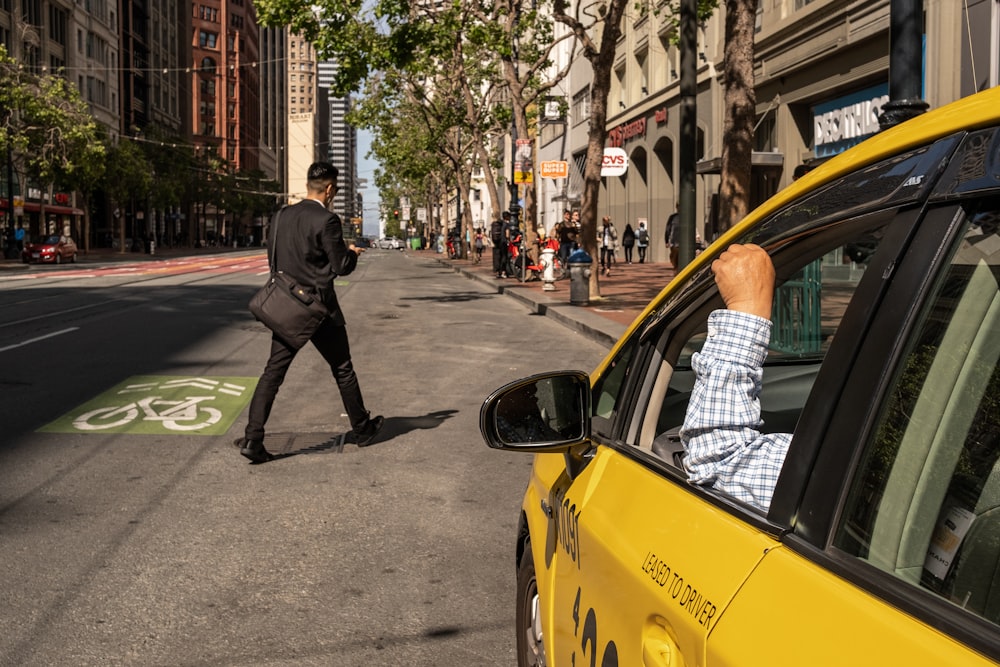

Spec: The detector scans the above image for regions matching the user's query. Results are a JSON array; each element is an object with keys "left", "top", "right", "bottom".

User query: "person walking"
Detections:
[
  {"left": 636, "top": 221, "right": 649, "bottom": 263},
  {"left": 599, "top": 216, "right": 618, "bottom": 276},
  {"left": 665, "top": 205, "right": 680, "bottom": 269},
  {"left": 237, "top": 162, "right": 384, "bottom": 463},
  {"left": 556, "top": 209, "right": 573, "bottom": 270},
  {"left": 473, "top": 227, "right": 485, "bottom": 263},
  {"left": 622, "top": 223, "right": 636, "bottom": 264}
]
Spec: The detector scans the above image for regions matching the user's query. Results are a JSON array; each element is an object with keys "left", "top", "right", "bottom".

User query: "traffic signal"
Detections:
[{"left": 393, "top": 209, "right": 399, "bottom": 220}]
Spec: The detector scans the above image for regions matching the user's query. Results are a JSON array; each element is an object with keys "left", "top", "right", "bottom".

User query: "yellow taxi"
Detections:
[{"left": 481, "top": 85, "right": 1000, "bottom": 665}]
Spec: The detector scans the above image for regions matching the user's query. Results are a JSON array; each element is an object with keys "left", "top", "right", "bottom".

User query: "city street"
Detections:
[{"left": 0, "top": 249, "right": 608, "bottom": 666}]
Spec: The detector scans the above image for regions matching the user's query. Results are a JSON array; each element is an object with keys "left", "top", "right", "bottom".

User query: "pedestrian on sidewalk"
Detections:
[
  {"left": 599, "top": 216, "right": 618, "bottom": 276},
  {"left": 490, "top": 214, "right": 507, "bottom": 278},
  {"left": 557, "top": 209, "right": 573, "bottom": 269},
  {"left": 474, "top": 227, "right": 485, "bottom": 263},
  {"left": 636, "top": 221, "right": 649, "bottom": 263},
  {"left": 238, "top": 161, "right": 384, "bottom": 463},
  {"left": 622, "top": 223, "right": 636, "bottom": 264},
  {"left": 665, "top": 205, "right": 680, "bottom": 269}
]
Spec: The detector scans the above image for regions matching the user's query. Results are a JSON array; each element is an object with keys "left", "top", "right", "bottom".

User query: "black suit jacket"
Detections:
[{"left": 267, "top": 198, "right": 358, "bottom": 326}]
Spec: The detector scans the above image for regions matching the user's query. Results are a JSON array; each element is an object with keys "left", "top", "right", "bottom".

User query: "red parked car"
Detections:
[{"left": 21, "top": 234, "right": 78, "bottom": 264}]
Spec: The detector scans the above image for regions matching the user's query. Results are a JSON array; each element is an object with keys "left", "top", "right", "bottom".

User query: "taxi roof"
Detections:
[{"left": 619, "top": 85, "right": 1000, "bottom": 346}]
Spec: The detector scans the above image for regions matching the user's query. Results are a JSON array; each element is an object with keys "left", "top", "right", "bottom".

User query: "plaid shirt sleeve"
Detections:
[{"left": 679, "top": 310, "right": 793, "bottom": 512}]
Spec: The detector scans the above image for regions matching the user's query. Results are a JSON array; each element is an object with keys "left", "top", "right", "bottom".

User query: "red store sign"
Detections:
[{"left": 607, "top": 117, "right": 647, "bottom": 148}]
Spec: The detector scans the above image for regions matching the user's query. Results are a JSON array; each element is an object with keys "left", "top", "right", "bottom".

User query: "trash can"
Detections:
[{"left": 568, "top": 248, "right": 592, "bottom": 306}]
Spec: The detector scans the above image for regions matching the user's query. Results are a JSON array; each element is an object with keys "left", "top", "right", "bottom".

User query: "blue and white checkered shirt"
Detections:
[{"left": 680, "top": 310, "right": 793, "bottom": 512}]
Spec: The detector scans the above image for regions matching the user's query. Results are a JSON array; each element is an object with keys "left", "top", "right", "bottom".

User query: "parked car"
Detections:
[
  {"left": 378, "top": 236, "right": 403, "bottom": 250},
  {"left": 481, "top": 85, "right": 1000, "bottom": 666},
  {"left": 21, "top": 234, "right": 78, "bottom": 264}
]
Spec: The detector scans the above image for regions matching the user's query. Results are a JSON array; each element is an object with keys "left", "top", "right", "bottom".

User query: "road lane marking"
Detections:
[
  {"left": 0, "top": 327, "right": 79, "bottom": 353},
  {"left": 40, "top": 375, "right": 258, "bottom": 436},
  {"left": 0, "top": 301, "right": 113, "bottom": 329}
]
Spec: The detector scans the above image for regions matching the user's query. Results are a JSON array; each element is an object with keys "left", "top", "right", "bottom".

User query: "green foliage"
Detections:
[
  {"left": 102, "top": 139, "right": 152, "bottom": 210},
  {"left": 0, "top": 44, "right": 105, "bottom": 191}
]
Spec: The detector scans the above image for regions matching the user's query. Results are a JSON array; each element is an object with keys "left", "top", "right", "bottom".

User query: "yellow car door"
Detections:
[{"left": 537, "top": 445, "right": 777, "bottom": 665}]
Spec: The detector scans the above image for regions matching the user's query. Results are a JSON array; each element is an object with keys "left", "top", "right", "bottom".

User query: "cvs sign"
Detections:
[{"left": 601, "top": 147, "right": 628, "bottom": 177}]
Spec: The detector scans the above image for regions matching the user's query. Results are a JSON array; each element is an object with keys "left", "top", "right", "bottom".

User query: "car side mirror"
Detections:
[{"left": 480, "top": 371, "right": 592, "bottom": 452}]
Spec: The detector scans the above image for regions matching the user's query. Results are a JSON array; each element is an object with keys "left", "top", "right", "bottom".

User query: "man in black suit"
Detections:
[{"left": 238, "top": 162, "right": 384, "bottom": 462}]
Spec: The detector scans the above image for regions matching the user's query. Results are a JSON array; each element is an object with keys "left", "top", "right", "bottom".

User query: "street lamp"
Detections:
[{"left": 878, "top": 0, "right": 929, "bottom": 130}]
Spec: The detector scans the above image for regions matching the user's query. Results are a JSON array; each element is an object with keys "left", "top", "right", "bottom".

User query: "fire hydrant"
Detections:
[{"left": 540, "top": 240, "right": 558, "bottom": 291}]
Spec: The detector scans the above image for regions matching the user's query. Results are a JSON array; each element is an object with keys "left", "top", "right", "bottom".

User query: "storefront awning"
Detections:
[{"left": 696, "top": 151, "right": 785, "bottom": 175}]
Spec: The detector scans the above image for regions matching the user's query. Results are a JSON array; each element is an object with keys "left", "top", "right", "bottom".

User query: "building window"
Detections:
[
  {"left": 200, "top": 78, "right": 215, "bottom": 95},
  {"left": 572, "top": 87, "right": 590, "bottom": 126},
  {"left": 199, "top": 31, "right": 218, "bottom": 48},
  {"left": 48, "top": 6, "right": 67, "bottom": 45},
  {"left": 614, "top": 64, "right": 626, "bottom": 109},
  {"left": 200, "top": 56, "right": 216, "bottom": 74},
  {"left": 636, "top": 48, "right": 648, "bottom": 95},
  {"left": 23, "top": 0, "right": 41, "bottom": 26}
]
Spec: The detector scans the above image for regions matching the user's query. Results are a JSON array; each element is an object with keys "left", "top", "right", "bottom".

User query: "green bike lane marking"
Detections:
[{"left": 40, "top": 376, "right": 258, "bottom": 436}]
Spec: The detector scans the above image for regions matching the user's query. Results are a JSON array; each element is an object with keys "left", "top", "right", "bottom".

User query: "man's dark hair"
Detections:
[{"left": 307, "top": 162, "right": 339, "bottom": 193}]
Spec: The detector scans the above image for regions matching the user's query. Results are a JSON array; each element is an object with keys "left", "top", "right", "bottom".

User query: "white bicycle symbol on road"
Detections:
[{"left": 73, "top": 396, "right": 223, "bottom": 431}]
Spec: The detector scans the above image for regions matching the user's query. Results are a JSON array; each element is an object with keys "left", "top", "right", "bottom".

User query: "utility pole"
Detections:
[
  {"left": 677, "top": 0, "right": 698, "bottom": 269},
  {"left": 878, "top": 0, "right": 929, "bottom": 130}
]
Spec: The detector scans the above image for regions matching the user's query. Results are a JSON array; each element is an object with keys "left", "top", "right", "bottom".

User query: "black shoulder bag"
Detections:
[{"left": 248, "top": 207, "right": 328, "bottom": 349}]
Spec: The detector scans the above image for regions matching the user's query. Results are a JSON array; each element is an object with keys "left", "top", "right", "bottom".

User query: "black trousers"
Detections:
[
  {"left": 245, "top": 318, "right": 370, "bottom": 442},
  {"left": 492, "top": 245, "right": 507, "bottom": 275}
]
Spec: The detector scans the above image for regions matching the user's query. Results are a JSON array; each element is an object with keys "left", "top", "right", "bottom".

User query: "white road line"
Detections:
[
  {"left": 0, "top": 327, "right": 80, "bottom": 353},
  {"left": 0, "top": 301, "right": 112, "bottom": 329}
]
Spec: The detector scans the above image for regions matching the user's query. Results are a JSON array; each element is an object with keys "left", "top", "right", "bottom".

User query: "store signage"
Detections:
[
  {"left": 540, "top": 160, "right": 569, "bottom": 179},
  {"left": 655, "top": 108, "right": 668, "bottom": 125},
  {"left": 607, "top": 117, "right": 647, "bottom": 148},
  {"left": 514, "top": 138, "right": 534, "bottom": 184},
  {"left": 813, "top": 83, "right": 889, "bottom": 157},
  {"left": 601, "top": 148, "right": 629, "bottom": 177}
]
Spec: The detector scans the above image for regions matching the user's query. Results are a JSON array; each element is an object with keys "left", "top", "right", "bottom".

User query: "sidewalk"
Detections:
[{"left": 425, "top": 249, "right": 676, "bottom": 348}]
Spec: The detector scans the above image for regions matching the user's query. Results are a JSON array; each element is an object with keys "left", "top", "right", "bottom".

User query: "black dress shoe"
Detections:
[
  {"left": 237, "top": 438, "right": 275, "bottom": 463},
  {"left": 354, "top": 415, "right": 385, "bottom": 447}
]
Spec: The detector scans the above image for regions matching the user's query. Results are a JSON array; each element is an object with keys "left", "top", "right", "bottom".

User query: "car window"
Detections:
[
  {"left": 834, "top": 200, "right": 1000, "bottom": 627},
  {"left": 591, "top": 340, "right": 636, "bottom": 437},
  {"left": 638, "top": 208, "right": 897, "bottom": 469}
]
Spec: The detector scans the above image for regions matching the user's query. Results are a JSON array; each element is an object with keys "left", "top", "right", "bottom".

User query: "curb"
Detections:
[{"left": 435, "top": 257, "right": 623, "bottom": 349}]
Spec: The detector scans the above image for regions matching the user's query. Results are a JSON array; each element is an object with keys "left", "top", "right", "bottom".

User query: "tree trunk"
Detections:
[
  {"left": 575, "top": 0, "right": 629, "bottom": 299},
  {"left": 473, "top": 137, "right": 502, "bottom": 220},
  {"left": 718, "top": 0, "right": 756, "bottom": 233}
]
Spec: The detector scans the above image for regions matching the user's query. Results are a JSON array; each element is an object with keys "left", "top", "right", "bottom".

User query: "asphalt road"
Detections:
[{"left": 0, "top": 249, "right": 607, "bottom": 666}]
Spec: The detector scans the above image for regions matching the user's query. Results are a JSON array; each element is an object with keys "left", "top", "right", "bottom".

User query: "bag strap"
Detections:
[{"left": 268, "top": 207, "right": 285, "bottom": 273}]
